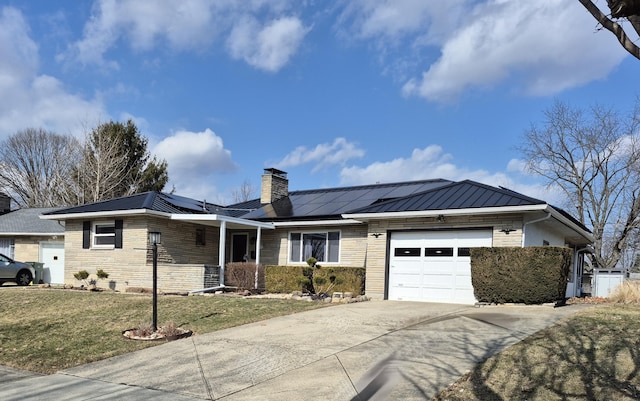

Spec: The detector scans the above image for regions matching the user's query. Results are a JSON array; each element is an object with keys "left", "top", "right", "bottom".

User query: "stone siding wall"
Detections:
[{"left": 64, "top": 216, "right": 219, "bottom": 292}]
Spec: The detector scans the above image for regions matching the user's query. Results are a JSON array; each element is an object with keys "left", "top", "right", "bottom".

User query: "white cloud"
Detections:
[
  {"left": 61, "top": 0, "right": 307, "bottom": 72},
  {"left": 337, "top": 0, "right": 629, "bottom": 102},
  {"left": 506, "top": 158, "right": 528, "bottom": 174},
  {"left": 338, "top": 1, "right": 466, "bottom": 46},
  {"left": 0, "top": 7, "right": 105, "bottom": 138},
  {"left": 153, "top": 128, "right": 238, "bottom": 200},
  {"left": 227, "top": 16, "right": 309, "bottom": 72},
  {"left": 274, "top": 137, "right": 365, "bottom": 172}
]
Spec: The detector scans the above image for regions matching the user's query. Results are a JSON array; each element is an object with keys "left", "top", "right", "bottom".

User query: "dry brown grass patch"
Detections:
[{"left": 609, "top": 280, "right": 640, "bottom": 304}]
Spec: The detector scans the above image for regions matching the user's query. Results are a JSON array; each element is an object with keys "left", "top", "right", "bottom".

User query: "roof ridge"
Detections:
[{"left": 461, "top": 180, "right": 546, "bottom": 204}]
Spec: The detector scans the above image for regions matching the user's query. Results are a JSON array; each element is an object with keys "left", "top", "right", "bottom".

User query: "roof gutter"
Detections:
[
  {"left": 0, "top": 232, "right": 63, "bottom": 236},
  {"left": 545, "top": 207, "right": 594, "bottom": 243},
  {"left": 342, "top": 204, "right": 549, "bottom": 221},
  {"left": 521, "top": 206, "right": 594, "bottom": 246},
  {"left": 39, "top": 209, "right": 172, "bottom": 220}
]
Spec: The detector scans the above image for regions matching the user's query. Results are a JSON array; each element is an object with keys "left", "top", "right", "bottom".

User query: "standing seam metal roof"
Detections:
[{"left": 344, "top": 180, "right": 546, "bottom": 214}]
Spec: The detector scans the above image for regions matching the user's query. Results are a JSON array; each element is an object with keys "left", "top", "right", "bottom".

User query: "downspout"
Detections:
[{"left": 521, "top": 212, "right": 552, "bottom": 247}]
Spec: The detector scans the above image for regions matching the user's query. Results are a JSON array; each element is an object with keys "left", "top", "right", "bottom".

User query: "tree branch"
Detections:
[{"left": 579, "top": 0, "right": 640, "bottom": 60}]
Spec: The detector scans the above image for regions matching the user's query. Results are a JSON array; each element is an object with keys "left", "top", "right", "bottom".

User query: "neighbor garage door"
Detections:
[{"left": 388, "top": 230, "right": 492, "bottom": 304}]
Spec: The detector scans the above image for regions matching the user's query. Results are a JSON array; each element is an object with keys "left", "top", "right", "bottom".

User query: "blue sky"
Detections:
[{"left": 0, "top": 0, "right": 638, "bottom": 205}]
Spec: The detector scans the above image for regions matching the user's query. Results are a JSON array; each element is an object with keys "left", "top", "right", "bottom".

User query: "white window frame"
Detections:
[
  {"left": 288, "top": 230, "right": 341, "bottom": 264},
  {"left": 92, "top": 221, "right": 116, "bottom": 249}
]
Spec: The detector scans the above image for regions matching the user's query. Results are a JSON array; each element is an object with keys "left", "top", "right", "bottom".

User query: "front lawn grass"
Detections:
[
  {"left": 434, "top": 304, "right": 640, "bottom": 401},
  {"left": 0, "top": 287, "right": 327, "bottom": 374}
]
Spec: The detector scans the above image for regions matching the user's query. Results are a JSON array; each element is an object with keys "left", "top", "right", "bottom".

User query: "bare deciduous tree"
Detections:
[
  {"left": 578, "top": 0, "right": 640, "bottom": 60},
  {"left": 230, "top": 179, "right": 257, "bottom": 203},
  {"left": 520, "top": 100, "right": 640, "bottom": 269},
  {"left": 0, "top": 128, "right": 81, "bottom": 207},
  {"left": 0, "top": 121, "right": 169, "bottom": 208}
]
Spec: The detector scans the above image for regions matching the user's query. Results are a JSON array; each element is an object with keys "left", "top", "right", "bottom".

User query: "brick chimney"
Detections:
[
  {"left": 0, "top": 193, "right": 11, "bottom": 215},
  {"left": 261, "top": 168, "right": 288, "bottom": 204}
]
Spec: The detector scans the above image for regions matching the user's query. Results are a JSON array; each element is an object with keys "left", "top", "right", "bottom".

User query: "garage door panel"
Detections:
[
  {"left": 391, "top": 275, "right": 422, "bottom": 288},
  {"left": 425, "top": 275, "right": 457, "bottom": 287},
  {"left": 421, "top": 288, "right": 453, "bottom": 302},
  {"left": 389, "top": 230, "right": 492, "bottom": 304},
  {"left": 392, "top": 286, "right": 423, "bottom": 301},
  {"left": 422, "top": 260, "right": 455, "bottom": 274}
]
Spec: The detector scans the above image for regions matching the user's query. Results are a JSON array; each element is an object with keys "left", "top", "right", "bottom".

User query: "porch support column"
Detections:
[
  {"left": 219, "top": 221, "right": 226, "bottom": 286},
  {"left": 255, "top": 227, "right": 262, "bottom": 264},
  {"left": 254, "top": 227, "right": 262, "bottom": 289}
]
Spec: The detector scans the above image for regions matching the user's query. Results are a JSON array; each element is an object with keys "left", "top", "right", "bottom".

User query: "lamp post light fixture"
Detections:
[{"left": 149, "top": 231, "right": 161, "bottom": 331}]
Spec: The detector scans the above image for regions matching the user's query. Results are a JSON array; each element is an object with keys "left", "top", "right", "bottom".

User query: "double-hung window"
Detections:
[
  {"left": 83, "top": 220, "right": 123, "bottom": 249},
  {"left": 289, "top": 231, "right": 340, "bottom": 263},
  {"left": 93, "top": 222, "right": 116, "bottom": 247}
]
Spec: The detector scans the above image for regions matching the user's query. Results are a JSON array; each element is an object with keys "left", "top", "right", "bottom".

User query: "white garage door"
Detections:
[{"left": 389, "top": 230, "right": 492, "bottom": 304}]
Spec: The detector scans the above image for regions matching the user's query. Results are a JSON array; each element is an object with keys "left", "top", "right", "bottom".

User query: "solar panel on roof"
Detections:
[{"left": 161, "top": 193, "right": 208, "bottom": 213}]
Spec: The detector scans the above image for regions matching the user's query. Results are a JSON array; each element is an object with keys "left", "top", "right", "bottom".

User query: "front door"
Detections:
[{"left": 231, "top": 234, "right": 248, "bottom": 262}]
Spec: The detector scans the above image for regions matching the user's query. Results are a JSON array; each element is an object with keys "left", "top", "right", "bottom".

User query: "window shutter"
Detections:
[
  {"left": 115, "top": 220, "right": 123, "bottom": 249},
  {"left": 82, "top": 221, "right": 90, "bottom": 249}
]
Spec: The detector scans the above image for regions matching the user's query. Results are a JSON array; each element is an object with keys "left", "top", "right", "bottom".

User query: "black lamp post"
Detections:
[{"left": 149, "top": 231, "right": 162, "bottom": 332}]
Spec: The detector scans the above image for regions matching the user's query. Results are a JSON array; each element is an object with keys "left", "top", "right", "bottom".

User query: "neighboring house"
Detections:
[
  {"left": 41, "top": 168, "right": 593, "bottom": 304},
  {"left": 0, "top": 196, "right": 66, "bottom": 284}
]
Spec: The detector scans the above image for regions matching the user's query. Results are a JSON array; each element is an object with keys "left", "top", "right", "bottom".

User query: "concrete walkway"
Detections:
[{"left": 0, "top": 301, "right": 593, "bottom": 400}]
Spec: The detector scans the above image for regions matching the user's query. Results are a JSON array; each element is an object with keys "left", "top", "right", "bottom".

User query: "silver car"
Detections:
[{"left": 0, "top": 253, "right": 35, "bottom": 286}]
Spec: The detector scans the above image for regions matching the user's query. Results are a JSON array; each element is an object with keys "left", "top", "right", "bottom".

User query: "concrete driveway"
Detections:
[{"left": 0, "top": 301, "right": 593, "bottom": 400}]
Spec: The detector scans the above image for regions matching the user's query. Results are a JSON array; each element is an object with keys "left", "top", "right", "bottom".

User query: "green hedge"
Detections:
[
  {"left": 471, "top": 247, "right": 572, "bottom": 304},
  {"left": 265, "top": 266, "right": 307, "bottom": 293},
  {"left": 265, "top": 265, "right": 366, "bottom": 295}
]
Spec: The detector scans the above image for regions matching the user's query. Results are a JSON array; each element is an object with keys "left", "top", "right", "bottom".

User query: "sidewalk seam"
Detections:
[{"left": 191, "top": 337, "right": 216, "bottom": 400}]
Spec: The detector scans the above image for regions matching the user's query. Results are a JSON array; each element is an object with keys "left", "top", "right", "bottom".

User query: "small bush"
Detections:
[
  {"left": 130, "top": 322, "right": 155, "bottom": 337},
  {"left": 225, "top": 263, "right": 264, "bottom": 290},
  {"left": 609, "top": 281, "right": 640, "bottom": 304},
  {"left": 73, "top": 270, "right": 89, "bottom": 281},
  {"left": 96, "top": 269, "right": 109, "bottom": 280},
  {"left": 158, "top": 321, "right": 182, "bottom": 337}
]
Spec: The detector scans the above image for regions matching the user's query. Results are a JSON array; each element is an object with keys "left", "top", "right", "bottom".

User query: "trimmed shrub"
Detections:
[
  {"left": 265, "top": 265, "right": 366, "bottom": 295},
  {"left": 471, "top": 246, "right": 572, "bottom": 304},
  {"left": 265, "top": 266, "right": 308, "bottom": 293},
  {"left": 311, "top": 266, "right": 366, "bottom": 295},
  {"left": 225, "top": 262, "right": 264, "bottom": 290}
]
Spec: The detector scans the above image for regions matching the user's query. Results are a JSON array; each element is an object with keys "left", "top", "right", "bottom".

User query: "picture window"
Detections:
[{"left": 289, "top": 231, "right": 340, "bottom": 263}]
